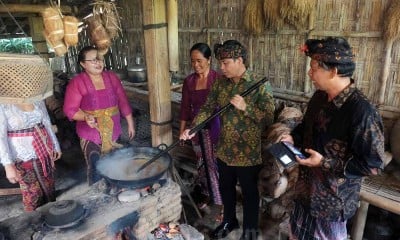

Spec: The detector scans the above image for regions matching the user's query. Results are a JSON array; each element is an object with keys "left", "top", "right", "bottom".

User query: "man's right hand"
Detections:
[{"left": 179, "top": 129, "right": 196, "bottom": 141}]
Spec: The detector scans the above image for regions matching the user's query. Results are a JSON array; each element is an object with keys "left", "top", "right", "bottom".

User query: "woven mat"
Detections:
[{"left": 361, "top": 175, "right": 400, "bottom": 203}]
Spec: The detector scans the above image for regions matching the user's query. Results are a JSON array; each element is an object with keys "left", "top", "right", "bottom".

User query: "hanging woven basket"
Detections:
[{"left": 0, "top": 53, "right": 53, "bottom": 103}]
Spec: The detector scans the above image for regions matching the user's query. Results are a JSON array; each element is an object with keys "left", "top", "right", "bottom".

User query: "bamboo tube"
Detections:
[
  {"left": 378, "top": 40, "right": 393, "bottom": 106},
  {"left": 167, "top": 0, "right": 179, "bottom": 72},
  {"left": 303, "top": 8, "right": 315, "bottom": 94}
]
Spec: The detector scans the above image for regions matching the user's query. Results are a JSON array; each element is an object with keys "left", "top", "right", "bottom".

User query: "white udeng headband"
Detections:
[{"left": 0, "top": 53, "right": 53, "bottom": 104}]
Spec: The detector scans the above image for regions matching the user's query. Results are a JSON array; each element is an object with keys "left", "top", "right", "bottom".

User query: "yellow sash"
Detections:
[{"left": 85, "top": 106, "right": 120, "bottom": 154}]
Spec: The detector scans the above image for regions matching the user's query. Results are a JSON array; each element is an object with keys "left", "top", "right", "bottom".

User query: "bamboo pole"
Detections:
[
  {"left": 378, "top": 39, "right": 393, "bottom": 106},
  {"left": 350, "top": 201, "right": 369, "bottom": 240},
  {"left": 141, "top": 0, "right": 173, "bottom": 147},
  {"left": 303, "top": 8, "right": 315, "bottom": 94},
  {"left": 0, "top": 4, "right": 72, "bottom": 14},
  {"left": 0, "top": 188, "right": 21, "bottom": 196},
  {"left": 167, "top": 0, "right": 179, "bottom": 72}
]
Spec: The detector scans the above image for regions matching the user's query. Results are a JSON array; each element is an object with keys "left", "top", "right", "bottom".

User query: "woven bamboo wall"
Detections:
[{"left": 101, "top": 0, "right": 400, "bottom": 121}]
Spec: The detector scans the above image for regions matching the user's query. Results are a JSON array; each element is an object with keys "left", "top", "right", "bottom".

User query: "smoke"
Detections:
[{"left": 96, "top": 147, "right": 170, "bottom": 181}]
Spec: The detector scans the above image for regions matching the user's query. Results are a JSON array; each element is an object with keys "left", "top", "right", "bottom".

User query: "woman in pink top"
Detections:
[{"left": 63, "top": 46, "right": 135, "bottom": 185}]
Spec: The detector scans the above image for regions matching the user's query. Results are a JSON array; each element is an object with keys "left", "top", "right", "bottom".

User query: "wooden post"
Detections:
[
  {"left": 351, "top": 201, "right": 369, "bottom": 240},
  {"left": 29, "top": 16, "right": 49, "bottom": 61},
  {"left": 167, "top": 0, "right": 179, "bottom": 72},
  {"left": 142, "top": 0, "right": 173, "bottom": 147}
]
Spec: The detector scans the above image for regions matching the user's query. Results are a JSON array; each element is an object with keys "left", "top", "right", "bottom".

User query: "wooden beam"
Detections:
[
  {"left": 0, "top": 188, "right": 21, "bottom": 196},
  {"left": 0, "top": 4, "right": 72, "bottom": 14},
  {"left": 141, "top": 0, "right": 173, "bottom": 147}
]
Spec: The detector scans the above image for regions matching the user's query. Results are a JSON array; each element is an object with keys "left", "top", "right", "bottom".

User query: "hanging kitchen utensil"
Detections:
[{"left": 136, "top": 77, "right": 269, "bottom": 173}]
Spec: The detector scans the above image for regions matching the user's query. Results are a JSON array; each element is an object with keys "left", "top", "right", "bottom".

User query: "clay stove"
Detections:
[{"left": 0, "top": 178, "right": 182, "bottom": 240}]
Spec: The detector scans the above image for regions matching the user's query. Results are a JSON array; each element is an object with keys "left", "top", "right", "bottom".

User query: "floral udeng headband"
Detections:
[
  {"left": 300, "top": 37, "right": 354, "bottom": 64},
  {"left": 214, "top": 43, "right": 245, "bottom": 60}
]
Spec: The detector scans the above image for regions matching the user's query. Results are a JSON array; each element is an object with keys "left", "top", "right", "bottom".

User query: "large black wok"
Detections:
[{"left": 95, "top": 146, "right": 171, "bottom": 189}]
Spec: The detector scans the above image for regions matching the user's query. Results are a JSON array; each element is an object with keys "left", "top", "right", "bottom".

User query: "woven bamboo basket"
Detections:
[{"left": 0, "top": 54, "right": 53, "bottom": 104}]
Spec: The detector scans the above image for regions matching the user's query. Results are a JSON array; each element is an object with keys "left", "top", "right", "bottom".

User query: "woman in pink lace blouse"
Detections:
[{"left": 63, "top": 46, "right": 135, "bottom": 185}]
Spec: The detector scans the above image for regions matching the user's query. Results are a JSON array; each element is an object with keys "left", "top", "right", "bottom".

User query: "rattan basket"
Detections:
[{"left": 0, "top": 53, "right": 53, "bottom": 103}]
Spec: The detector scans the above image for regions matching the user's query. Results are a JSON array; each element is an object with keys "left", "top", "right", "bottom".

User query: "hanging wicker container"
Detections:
[
  {"left": 0, "top": 54, "right": 53, "bottom": 104},
  {"left": 86, "top": 16, "right": 111, "bottom": 52},
  {"left": 42, "top": 7, "right": 64, "bottom": 42},
  {"left": 63, "top": 16, "right": 79, "bottom": 46}
]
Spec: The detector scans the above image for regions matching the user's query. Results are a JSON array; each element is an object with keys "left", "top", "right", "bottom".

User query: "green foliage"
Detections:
[{"left": 0, "top": 38, "right": 34, "bottom": 54}]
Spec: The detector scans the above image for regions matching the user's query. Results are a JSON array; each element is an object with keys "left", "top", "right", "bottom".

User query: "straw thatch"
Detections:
[
  {"left": 279, "top": 0, "right": 315, "bottom": 29},
  {"left": 243, "top": 0, "right": 265, "bottom": 35},
  {"left": 263, "top": 0, "right": 284, "bottom": 30},
  {"left": 63, "top": 16, "right": 79, "bottom": 47},
  {"left": 41, "top": 7, "right": 64, "bottom": 42},
  {"left": 383, "top": 0, "right": 400, "bottom": 43}
]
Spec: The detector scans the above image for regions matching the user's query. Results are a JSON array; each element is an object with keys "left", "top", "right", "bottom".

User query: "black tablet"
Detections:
[{"left": 267, "top": 142, "right": 305, "bottom": 168}]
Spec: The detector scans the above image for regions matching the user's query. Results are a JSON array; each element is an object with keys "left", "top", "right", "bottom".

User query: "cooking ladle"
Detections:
[{"left": 136, "top": 77, "right": 268, "bottom": 173}]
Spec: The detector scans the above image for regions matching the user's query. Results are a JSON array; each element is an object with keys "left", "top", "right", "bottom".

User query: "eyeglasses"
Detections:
[{"left": 83, "top": 58, "right": 103, "bottom": 64}]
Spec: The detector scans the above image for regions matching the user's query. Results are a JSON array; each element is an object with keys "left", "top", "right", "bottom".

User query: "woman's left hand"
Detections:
[
  {"left": 51, "top": 151, "right": 62, "bottom": 168},
  {"left": 128, "top": 126, "right": 135, "bottom": 140},
  {"left": 54, "top": 151, "right": 62, "bottom": 161}
]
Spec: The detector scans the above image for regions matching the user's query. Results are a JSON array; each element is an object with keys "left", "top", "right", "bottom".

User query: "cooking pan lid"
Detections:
[{"left": 44, "top": 200, "right": 87, "bottom": 229}]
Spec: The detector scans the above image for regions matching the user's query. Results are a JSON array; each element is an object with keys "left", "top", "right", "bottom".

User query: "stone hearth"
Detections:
[{"left": 0, "top": 178, "right": 182, "bottom": 240}]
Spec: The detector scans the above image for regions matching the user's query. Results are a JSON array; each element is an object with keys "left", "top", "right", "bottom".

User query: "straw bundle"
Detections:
[
  {"left": 277, "top": 106, "right": 303, "bottom": 122},
  {"left": 263, "top": 0, "right": 284, "bottom": 30},
  {"left": 63, "top": 16, "right": 79, "bottom": 47},
  {"left": 92, "top": 1, "right": 121, "bottom": 39},
  {"left": 243, "top": 0, "right": 265, "bottom": 35},
  {"left": 44, "top": 30, "right": 67, "bottom": 56},
  {"left": 383, "top": 0, "right": 400, "bottom": 43},
  {"left": 279, "top": 0, "right": 315, "bottom": 29},
  {"left": 86, "top": 16, "right": 111, "bottom": 50},
  {"left": 262, "top": 122, "right": 291, "bottom": 147},
  {"left": 97, "top": 47, "right": 109, "bottom": 56},
  {"left": 42, "top": 7, "right": 64, "bottom": 42}
]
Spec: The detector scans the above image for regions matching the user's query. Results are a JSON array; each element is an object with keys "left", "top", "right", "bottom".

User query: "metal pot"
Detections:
[
  {"left": 126, "top": 65, "right": 147, "bottom": 83},
  {"left": 113, "top": 69, "right": 128, "bottom": 81},
  {"left": 96, "top": 146, "right": 171, "bottom": 188}
]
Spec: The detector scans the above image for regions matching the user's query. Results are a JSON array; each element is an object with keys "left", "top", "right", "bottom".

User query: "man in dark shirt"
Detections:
[
  {"left": 281, "top": 37, "right": 385, "bottom": 239},
  {"left": 180, "top": 40, "right": 275, "bottom": 240}
]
